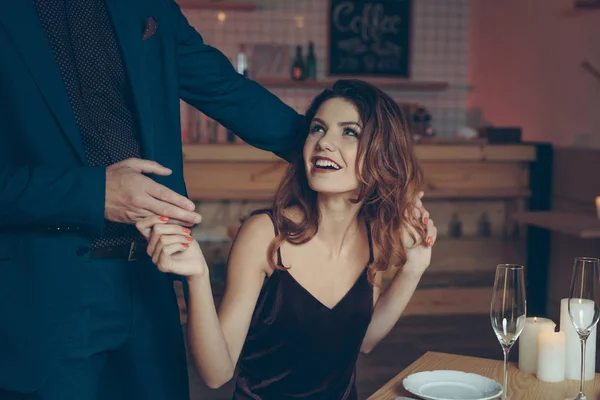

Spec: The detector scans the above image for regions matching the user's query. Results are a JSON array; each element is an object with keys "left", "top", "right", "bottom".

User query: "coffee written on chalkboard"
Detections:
[{"left": 328, "top": 0, "right": 412, "bottom": 77}]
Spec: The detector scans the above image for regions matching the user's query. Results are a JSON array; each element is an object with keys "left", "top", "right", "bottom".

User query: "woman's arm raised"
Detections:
[{"left": 361, "top": 199, "right": 437, "bottom": 354}]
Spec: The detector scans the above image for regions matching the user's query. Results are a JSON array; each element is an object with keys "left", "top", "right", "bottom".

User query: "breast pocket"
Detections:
[{"left": 142, "top": 27, "right": 166, "bottom": 67}]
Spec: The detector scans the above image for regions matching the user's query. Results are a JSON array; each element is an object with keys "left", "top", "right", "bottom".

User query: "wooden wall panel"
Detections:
[
  {"left": 403, "top": 287, "right": 492, "bottom": 316},
  {"left": 184, "top": 161, "right": 287, "bottom": 200},
  {"left": 185, "top": 161, "right": 532, "bottom": 200},
  {"left": 421, "top": 162, "right": 529, "bottom": 192},
  {"left": 183, "top": 144, "right": 536, "bottom": 200}
]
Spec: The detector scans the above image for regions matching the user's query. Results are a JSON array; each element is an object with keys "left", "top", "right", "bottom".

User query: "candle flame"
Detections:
[{"left": 534, "top": 317, "right": 537, "bottom": 322}]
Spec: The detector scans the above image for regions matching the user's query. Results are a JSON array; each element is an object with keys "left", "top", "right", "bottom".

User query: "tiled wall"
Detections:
[
  {"left": 181, "top": 0, "right": 474, "bottom": 262},
  {"left": 182, "top": 0, "right": 470, "bottom": 137}
]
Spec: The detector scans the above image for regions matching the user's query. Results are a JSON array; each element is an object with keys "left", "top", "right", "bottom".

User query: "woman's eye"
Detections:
[
  {"left": 344, "top": 128, "right": 359, "bottom": 137},
  {"left": 310, "top": 125, "right": 325, "bottom": 134}
]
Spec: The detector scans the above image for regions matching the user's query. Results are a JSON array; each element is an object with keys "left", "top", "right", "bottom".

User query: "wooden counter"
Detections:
[
  {"left": 183, "top": 143, "right": 537, "bottom": 316},
  {"left": 183, "top": 144, "right": 536, "bottom": 201}
]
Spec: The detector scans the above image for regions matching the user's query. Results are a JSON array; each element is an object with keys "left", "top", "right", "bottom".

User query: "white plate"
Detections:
[{"left": 403, "top": 370, "right": 503, "bottom": 400}]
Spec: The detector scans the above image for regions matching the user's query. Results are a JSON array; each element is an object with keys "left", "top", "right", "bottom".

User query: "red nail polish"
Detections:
[
  {"left": 160, "top": 216, "right": 169, "bottom": 222},
  {"left": 183, "top": 228, "right": 192, "bottom": 234},
  {"left": 183, "top": 243, "right": 189, "bottom": 248},
  {"left": 424, "top": 217, "right": 429, "bottom": 224},
  {"left": 186, "top": 236, "right": 193, "bottom": 241},
  {"left": 427, "top": 236, "right": 433, "bottom": 246}
]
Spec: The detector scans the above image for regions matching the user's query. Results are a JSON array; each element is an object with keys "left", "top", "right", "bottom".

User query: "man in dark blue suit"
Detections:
[{"left": 0, "top": 1, "right": 304, "bottom": 399}]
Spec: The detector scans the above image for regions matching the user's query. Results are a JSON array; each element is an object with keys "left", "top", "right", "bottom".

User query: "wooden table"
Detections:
[
  {"left": 369, "top": 352, "right": 600, "bottom": 400},
  {"left": 512, "top": 211, "right": 600, "bottom": 239}
]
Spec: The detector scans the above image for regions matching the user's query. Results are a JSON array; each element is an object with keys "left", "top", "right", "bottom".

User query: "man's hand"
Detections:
[{"left": 105, "top": 158, "right": 202, "bottom": 226}]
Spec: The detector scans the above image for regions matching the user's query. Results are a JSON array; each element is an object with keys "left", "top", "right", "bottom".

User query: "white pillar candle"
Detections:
[
  {"left": 518, "top": 317, "right": 556, "bottom": 374},
  {"left": 536, "top": 330, "right": 566, "bottom": 382},
  {"left": 560, "top": 298, "right": 597, "bottom": 380}
]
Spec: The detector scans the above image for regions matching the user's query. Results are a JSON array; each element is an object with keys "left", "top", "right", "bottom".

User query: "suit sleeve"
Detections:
[
  {"left": 170, "top": 1, "right": 306, "bottom": 162},
  {"left": 0, "top": 164, "right": 106, "bottom": 235}
]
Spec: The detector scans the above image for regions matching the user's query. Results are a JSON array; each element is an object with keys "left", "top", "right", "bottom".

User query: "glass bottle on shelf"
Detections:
[
  {"left": 206, "top": 117, "right": 218, "bottom": 143},
  {"left": 291, "top": 45, "right": 305, "bottom": 81},
  {"left": 236, "top": 44, "right": 249, "bottom": 77},
  {"left": 305, "top": 41, "right": 316, "bottom": 80},
  {"left": 448, "top": 212, "right": 463, "bottom": 238},
  {"left": 227, "top": 129, "right": 236, "bottom": 143},
  {"left": 478, "top": 212, "right": 492, "bottom": 237}
]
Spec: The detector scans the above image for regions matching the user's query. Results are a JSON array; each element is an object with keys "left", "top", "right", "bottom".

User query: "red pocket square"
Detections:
[{"left": 142, "top": 16, "right": 158, "bottom": 40}]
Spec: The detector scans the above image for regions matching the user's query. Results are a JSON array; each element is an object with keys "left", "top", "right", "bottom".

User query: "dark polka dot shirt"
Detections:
[{"left": 32, "top": 0, "right": 144, "bottom": 248}]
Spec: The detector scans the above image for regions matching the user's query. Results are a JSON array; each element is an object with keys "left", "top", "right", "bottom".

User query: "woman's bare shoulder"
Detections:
[{"left": 236, "top": 211, "right": 277, "bottom": 243}]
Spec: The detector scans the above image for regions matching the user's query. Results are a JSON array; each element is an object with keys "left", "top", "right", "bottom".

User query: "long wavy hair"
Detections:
[{"left": 267, "top": 79, "right": 426, "bottom": 282}]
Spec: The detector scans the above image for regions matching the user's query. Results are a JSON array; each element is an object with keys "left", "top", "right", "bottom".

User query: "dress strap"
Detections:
[{"left": 250, "top": 209, "right": 284, "bottom": 267}]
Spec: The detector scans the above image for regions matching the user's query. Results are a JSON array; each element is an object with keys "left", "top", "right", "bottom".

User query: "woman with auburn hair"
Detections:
[{"left": 136, "top": 79, "right": 437, "bottom": 400}]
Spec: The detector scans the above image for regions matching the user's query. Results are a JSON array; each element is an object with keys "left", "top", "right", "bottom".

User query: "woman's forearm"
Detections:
[
  {"left": 361, "top": 268, "right": 423, "bottom": 353},
  {"left": 186, "top": 272, "right": 235, "bottom": 389}
]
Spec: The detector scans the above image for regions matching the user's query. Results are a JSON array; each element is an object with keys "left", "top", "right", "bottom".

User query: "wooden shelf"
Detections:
[
  {"left": 182, "top": 144, "right": 536, "bottom": 163},
  {"left": 255, "top": 78, "right": 449, "bottom": 91},
  {"left": 512, "top": 211, "right": 600, "bottom": 239},
  {"left": 177, "top": 1, "right": 256, "bottom": 11}
]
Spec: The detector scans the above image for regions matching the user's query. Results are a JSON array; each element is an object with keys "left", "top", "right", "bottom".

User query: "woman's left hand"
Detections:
[{"left": 403, "top": 191, "right": 437, "bottom": 275}]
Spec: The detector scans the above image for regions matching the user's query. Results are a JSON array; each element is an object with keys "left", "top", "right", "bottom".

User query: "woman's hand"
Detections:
[
  {"left": 136, "top": 216, "right": 208, "bottom": 279},
  {"left": 403, "top": 191, "right": 437, "bottom": 275}
]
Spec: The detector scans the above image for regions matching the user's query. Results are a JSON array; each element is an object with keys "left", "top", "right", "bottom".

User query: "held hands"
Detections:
[
  {"left": 105, "top": 158, "right": 203, "bottom": 226},
  {"left": 136, "top": 216, "right": 208, "bottom": 279},
  {"left": 402, "top": 191, "right": 437, "bottom": 275}
]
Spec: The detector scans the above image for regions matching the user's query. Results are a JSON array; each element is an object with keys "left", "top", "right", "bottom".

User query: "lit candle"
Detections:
[
  {"left": 518, "top": 317, "right": 556, "bottom": 374},
  {"left": 596, "top": 196, "right": 600, "bottom": 219},
  {"left": 536, "top": 330, "right": 566, "bottom": 382},
  {"left": 560, "top": 298, "right": 597, "bottom": 380}
]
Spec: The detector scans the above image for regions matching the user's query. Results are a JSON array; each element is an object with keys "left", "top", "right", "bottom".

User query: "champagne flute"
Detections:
[
  {"left": 566, "top": 257, "right": 600, "bottom": 400},
  {"left": 490, "top": 264, "right": 527, "bottom": 400}
]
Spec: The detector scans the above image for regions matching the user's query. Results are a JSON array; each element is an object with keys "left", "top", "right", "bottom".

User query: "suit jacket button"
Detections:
[{"left": 76, "top": 246, "right": 90, "bottom": 257}]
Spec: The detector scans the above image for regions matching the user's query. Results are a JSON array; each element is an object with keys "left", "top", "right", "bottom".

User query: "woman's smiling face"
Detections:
[{"left": 303, "top": 97, "right": 363, "bottom": 195}]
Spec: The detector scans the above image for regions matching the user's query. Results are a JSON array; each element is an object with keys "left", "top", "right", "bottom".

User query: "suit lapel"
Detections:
[
  {"left": 105, "top": 0, "right": 156, "bottom": 160},
  {"left": 0, "top": 1, "right": 87, "bottom": 163}
]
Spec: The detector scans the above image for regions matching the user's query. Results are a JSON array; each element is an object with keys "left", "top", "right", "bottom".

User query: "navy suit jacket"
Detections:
[{"left": 0, "top": 0, "right": 304, "bottom": 392}]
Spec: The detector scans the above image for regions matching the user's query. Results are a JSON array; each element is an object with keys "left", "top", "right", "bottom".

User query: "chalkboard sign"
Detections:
[{"left": 328, "top": 0, "right": 412, "bottom": 77}]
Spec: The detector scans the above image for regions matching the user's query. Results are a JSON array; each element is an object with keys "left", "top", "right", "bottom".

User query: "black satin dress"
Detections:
[{"left": 233, "top": 210, "right": 374, "bottom": 400}]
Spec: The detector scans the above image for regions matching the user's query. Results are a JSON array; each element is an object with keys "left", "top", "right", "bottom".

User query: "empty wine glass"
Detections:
[
  {"left": 566, "top": 257, "right": 600, "bottom": 400},
  {"left": 490, "top": 264, "right": 527, "bottom": 400}
]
